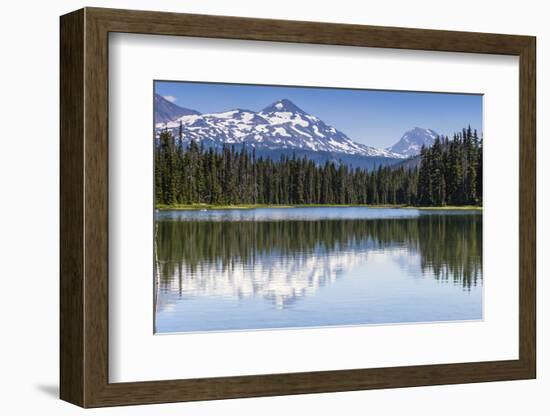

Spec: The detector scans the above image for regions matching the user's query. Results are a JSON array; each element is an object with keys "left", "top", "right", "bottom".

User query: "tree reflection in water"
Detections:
[{"left": 155, "top": 214, "right": 482, "bottom": 311}]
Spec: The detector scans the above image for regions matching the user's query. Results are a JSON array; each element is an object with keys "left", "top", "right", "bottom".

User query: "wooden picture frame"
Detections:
[{"left": 60, "top": 7, "right": 536, "bottom": 408}]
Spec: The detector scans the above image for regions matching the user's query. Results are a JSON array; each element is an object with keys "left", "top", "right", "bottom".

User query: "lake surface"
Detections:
[{"left": 154, "top": 207, "right": 482, "bottom": 334}]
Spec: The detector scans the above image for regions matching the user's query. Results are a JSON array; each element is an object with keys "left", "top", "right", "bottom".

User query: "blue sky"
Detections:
[{"left": 155, "top": 80, "right": 482, "bottom": 148}]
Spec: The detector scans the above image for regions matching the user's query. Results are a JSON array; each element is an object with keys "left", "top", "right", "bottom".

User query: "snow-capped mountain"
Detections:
[
  {"left": 256, "top": 99, "right": 401, "bottom": 158},
  {"left": 385, "top": 127, "right": 439, "bottom": 157},
  {"left": 156, "top": 98, "right": 404, "bottom": 168},
  {"left": 154, "top": 94, "right": 200, "bottom": 124}
]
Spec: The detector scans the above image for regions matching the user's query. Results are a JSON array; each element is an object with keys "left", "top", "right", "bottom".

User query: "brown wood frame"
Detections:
[{"left": 60, "top": 7, "right": 536, "bottom": 408}]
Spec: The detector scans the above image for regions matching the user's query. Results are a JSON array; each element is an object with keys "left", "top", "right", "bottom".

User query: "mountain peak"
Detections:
[
  {"left": 386, "top": 127, "right": 439, "bottom": 157},
  {"left": 154, "top": 94, "right": 201, "bottom": 124},
  {"left": 261, "top": 99, "right": 305, "bottom": 114},
  {"left": 410, "top": 126, "right": 437, "bottom": 135}
]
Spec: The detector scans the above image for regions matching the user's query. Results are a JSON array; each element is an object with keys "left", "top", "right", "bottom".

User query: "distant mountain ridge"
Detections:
[
  {"left": 154, "top": 94, "right": 200, "bottom": 124},
  {"left": 155, "top": 96, "right": 440, "bottom": 169},
  {"left": 386, "top": 127, "right": 439, "bottom": 157}
]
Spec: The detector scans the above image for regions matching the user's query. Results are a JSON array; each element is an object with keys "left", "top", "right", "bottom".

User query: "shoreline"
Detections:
[{"left": 155, "top": 203, "right": 483, "bottom": 211}]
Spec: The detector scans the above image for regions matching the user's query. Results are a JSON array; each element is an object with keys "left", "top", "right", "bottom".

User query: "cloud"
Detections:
[{"left": 163, "top": 95, "right": 177, "bottom": 103}]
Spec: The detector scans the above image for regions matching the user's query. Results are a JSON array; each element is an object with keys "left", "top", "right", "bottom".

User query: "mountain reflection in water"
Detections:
[{"left": 155, "top": 209, "right": 482, "bottom": 333}]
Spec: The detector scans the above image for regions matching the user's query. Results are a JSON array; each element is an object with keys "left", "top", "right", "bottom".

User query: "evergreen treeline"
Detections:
[
  {"left": 417, "top": 126, "right": 482, "bottom": 206},
  {"left": 155, "top": 125, "right": 482, "bottom": 206}
]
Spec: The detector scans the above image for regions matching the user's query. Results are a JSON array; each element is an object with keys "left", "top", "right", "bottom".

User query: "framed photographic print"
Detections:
[{"left": 60, "top": 7, "right": 536, "bottom": 408}]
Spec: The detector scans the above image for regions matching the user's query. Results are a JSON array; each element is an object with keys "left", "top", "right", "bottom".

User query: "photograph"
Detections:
[
  {"left": 153, "top": 81, "right": 483, "bottom": 334},
  {"left": 0, "top": 0, "right": 540, "bottom": 412}
]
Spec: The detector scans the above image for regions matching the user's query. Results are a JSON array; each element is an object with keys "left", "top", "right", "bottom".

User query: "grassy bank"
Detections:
[{"left": 155, "top": 203, "right": 482, "bottom": 211}]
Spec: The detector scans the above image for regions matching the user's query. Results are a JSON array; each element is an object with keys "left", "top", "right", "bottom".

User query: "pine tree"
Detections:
[
  {"left": 418, "top": 145, "right": 431, "bottom": 205},
  {"left": 430, "top": 137, "right": 446, "bottom": 205}
]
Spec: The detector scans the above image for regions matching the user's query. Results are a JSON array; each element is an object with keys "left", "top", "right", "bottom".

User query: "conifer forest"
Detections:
[{"left": 154, "top": 126, "right": 482, "bottom": 207}]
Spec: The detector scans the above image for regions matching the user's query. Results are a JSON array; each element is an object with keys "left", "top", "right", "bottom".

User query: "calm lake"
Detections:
[{"left": 154, "top": 207, "right": 482, "bottom": 334}]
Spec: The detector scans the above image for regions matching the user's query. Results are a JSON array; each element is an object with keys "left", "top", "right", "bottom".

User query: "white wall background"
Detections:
[{"left": 0, "top": 0, "right": 545, "bottom": 414}]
